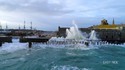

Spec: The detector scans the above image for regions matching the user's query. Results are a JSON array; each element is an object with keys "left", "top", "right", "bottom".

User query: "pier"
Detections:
[
  {"left": 0, "top": 36, "right": 125, "bottom": 48},
  {"left": 19, "top": 37, "right": 50, "bottom": 48},
  {"left": 0, "top": 36, "right": 50, "bottom": 48},
  {"left": 0, "top": 36, "right": 12, "bottom": 46}
]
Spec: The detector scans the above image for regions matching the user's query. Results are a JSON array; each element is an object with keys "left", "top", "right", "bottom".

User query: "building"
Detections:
[{"left": 90, "top": 19, "right": 124, "bottom": 30}]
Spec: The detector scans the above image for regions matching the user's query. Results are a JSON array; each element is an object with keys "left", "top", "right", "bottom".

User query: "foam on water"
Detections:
[
  {"left": 30, "top": 43, "right": 100, "bottom": 51},
  {"left": 1, "top": 39, "right": 123, "bottom": 53},
  {"left": 0, "top": 39, "right": 28, "bottom": 53}
]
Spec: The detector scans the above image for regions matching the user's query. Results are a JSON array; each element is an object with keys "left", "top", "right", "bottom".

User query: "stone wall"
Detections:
[{"left": 57, "top": 27, "right": 125, "bottom": 44}]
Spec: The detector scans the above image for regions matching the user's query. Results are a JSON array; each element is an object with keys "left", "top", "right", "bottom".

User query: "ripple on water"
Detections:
[
  {"left": 0, "top": 44, "right": 125, "bottom": 70},
  {"left": 51, "top": 65, "right": 91, "bottom": 70}
]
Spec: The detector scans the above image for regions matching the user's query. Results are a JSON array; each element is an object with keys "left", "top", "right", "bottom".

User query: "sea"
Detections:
[{"left": 0, "top": 39, "right": 125, "bottom": 70}]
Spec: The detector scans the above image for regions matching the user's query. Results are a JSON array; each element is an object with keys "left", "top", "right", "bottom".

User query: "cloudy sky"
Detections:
[{"left": 0, "top": 0, "right": 125, "bottom": 31}]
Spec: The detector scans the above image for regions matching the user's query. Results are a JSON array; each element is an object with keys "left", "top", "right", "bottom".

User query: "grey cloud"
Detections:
[
  {"left": 0, "top": 0, "right": 125, "bottom": 31},
  {"left": 75, "top": 0, "right": 125, "bottom": 13},
  {"left": 0, "top": 0, "right": 73, "bottom": 16}
]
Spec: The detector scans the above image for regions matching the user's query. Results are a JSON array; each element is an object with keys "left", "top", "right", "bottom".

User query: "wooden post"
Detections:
[{"left": 29, "top": 42, "right": 32, "bottom": 48}]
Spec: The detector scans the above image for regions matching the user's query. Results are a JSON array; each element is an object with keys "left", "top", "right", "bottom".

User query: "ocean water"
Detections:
[{"left": 0, "top": 40, "right": 125, "bottom": 70}]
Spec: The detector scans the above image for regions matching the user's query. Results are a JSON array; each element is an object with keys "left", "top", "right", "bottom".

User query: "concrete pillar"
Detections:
[
  {"left": 0, "top": 42, "right": 2, "bottom": 47},
  {"left": 29, "top": 42, "right": 32, "bottom": 48}
]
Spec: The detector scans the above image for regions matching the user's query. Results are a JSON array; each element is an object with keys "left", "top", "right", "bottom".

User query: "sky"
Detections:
[{"left": 0, "top": 0, "right": 125, "bottom": 31}]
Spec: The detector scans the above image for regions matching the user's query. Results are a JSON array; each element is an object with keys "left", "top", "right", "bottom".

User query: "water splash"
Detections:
[
  {"left": 89, "top": 30, "right": 98, "bottom": 40},
  {"left": 66, "top": 20, "right": 86, "bottom": 40},
  {"left": 48, "top": 20, "right": 100, "bottom": 48}
]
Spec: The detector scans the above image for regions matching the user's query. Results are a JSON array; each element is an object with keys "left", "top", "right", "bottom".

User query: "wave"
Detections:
[
  {"left": 0, "top": 39, "right": 28, "bottom": 54},
  {"left": 1, "top": 39, "right": 125, "bottom": 54}
]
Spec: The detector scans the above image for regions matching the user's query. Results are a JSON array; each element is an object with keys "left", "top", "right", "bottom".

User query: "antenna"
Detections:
[
  {"left": 6, "top": 23, "right": 8, "bottom": 29},
  {"left": 24, "top": 21, "right": 26, "bottom": 29},
  {"left": 30, "top": 22, "right": 32, "bottom": 30},
  {"left": 0, "top": 22, "right": 2, "bottom": 29},
  {"left": 19, "top": 24, "right": 20, "bottom": 29},
  {"left": 112, "top": 18, "right": 115, "bottom": 25}
]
